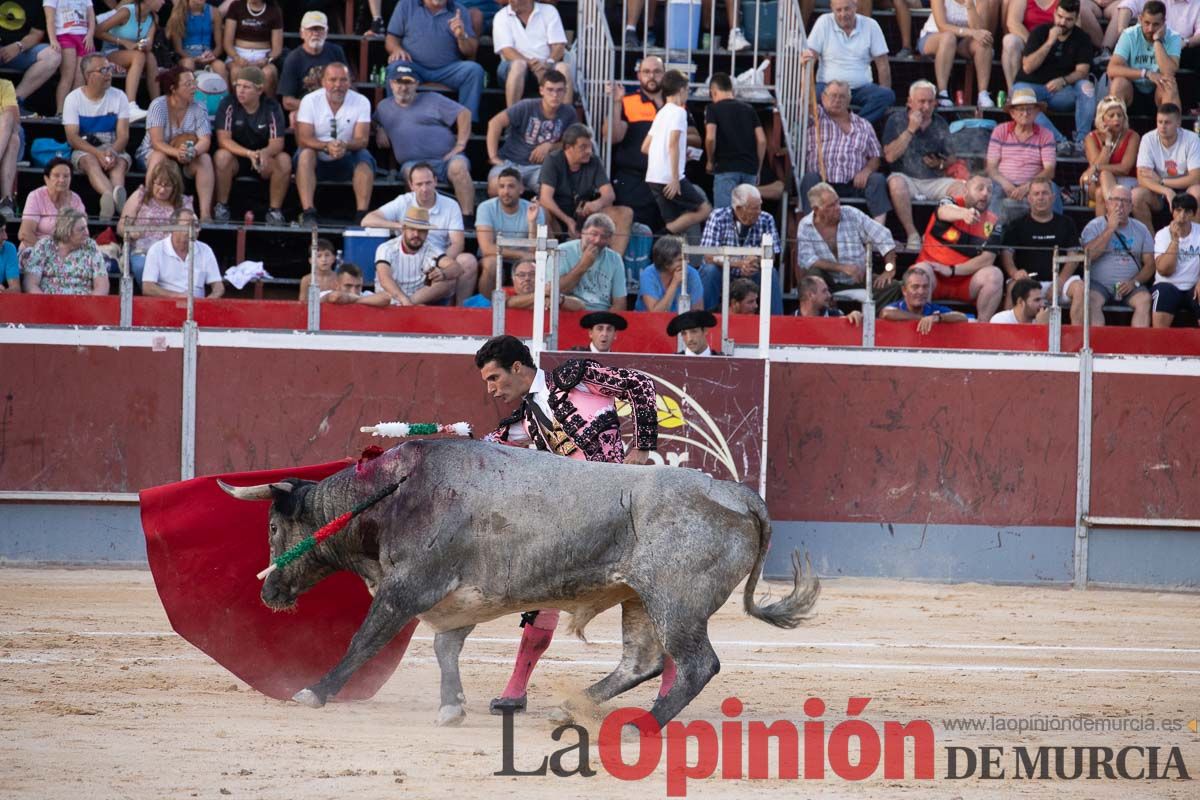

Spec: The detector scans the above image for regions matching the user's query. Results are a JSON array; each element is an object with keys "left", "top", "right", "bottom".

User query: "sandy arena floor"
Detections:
[{"left": 1, "top": 568, "right": 1197, "bottom": 799}]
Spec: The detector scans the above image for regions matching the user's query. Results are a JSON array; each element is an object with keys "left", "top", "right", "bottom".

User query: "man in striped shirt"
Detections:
[
  {"left": 984, "top": 88, "right": 1060, "bottom": 224},
  {"left": 799, "top": 80, "right": 891, "bottom": 223}
]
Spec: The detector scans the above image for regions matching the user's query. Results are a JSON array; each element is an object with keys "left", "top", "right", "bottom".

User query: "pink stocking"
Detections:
[{"left": 498, "top": 609, "right": 559, "bottom": 699}]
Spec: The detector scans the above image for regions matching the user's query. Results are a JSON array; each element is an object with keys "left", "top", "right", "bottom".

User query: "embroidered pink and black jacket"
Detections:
[{"left": 486, "top": 359, "right": 658, "bottom": 464}]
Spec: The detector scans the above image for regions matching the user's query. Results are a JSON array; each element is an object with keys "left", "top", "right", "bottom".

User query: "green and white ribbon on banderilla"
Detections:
[{"left": 360, "top": 422, "right": 473, "bottom": 438}]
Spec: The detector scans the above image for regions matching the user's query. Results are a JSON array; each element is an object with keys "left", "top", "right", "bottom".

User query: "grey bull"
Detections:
[{"left": 220, "top": 438, "right": 820, "bottom": 727}]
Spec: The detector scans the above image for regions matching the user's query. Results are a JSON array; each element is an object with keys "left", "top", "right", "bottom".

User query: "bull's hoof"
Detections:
[
  {"left": 489, "top": 695, "right": 527, "bottom": 715},
  {"left": 292, "top": 688, "right": 326, "bottom": 708},
  {"left": 436, "top": 704, "right": 466, "bottom": 727}
]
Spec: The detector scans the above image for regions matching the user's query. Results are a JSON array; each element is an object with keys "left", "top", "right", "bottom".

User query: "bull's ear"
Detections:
[
  {"left": 269, "top": 482, "right": 294, "bottom": 494},
  {"left": 217, "top": 480, "right": 276, "bottom": 501}
]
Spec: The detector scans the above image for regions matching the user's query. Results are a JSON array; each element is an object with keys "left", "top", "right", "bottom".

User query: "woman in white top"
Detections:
[{"left": 920, "top": 0, "right": 997, "bottom": 109}]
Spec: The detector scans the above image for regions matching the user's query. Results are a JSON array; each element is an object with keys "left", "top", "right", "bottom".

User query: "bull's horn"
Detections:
[{"left": 217, "top": 480, "right": 291, "bottom": 501}]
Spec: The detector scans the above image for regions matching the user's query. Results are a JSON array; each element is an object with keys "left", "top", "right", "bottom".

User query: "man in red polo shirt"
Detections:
[{"left": 912, "top": 174, "right": 1006, "bottom": 321}]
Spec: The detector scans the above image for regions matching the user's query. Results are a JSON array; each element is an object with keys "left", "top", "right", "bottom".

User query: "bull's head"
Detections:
[{"left": 218, "top": 478, "right": 341, "bottom": 610}]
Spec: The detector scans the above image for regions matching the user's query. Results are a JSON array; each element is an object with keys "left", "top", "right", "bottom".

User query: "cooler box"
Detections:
[
  {"left": 666, "top": 0, "right": 703, "bottom": 50},
  {"left": 741, "top": 1, "right": 778, "bottom": 50},
  {"left": 342, "top": 228, "right": 392, "bottom": 286},
  {"left": 195, "top": 70, "right": 228, "bottom": 115}
]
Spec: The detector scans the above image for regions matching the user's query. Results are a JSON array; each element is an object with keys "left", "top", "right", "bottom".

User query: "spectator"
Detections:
[
  {"left": 374, "top": 205, "right": 470, "bottom": 306},
  {"left": 800, "top": 80, "right": 891, "bottom": 224},
  {"left": 361, "top": 162, "right": 479, "bottom": 302},
  {"left": 537, "top": 123, "right": 634, "bottom": 253},
  {"left": 991, "top": 277, "right": 1048, "bottom": 323},
  {"left": 881, "top": 268, "right": 970, "bottom": 332},
  {"left": 278, "top": 11, "right": 346, "bottom": 119},
  {"left": 45, "top": 0, "right": 94, "bottom": 114},
  {"left": 295, "top": 62, "right": 374, "bottom": 226},
  {"left": 320, "top": 262, "right": 394, "bottom": 305},
  {"left": 1011, "top": 0, "right": 1096, "bottom": 156},
  {"left": 573, "top": 311, "right": 626, "bottom": 353},
  {"left": 883, "top": 80, "right": 964, "bottom": 250},
  {"left": 18, "top": 157, "right": 85, "bottom": 251},
  {"left": 384, "top": 0, "right": 484, "bottom": 122},
  {"left": 704, "top": 72, "right": 765, "bottom": 209},
  {"left": 0, "top": 80, "right": 22, "bottom": 220},
  {"left": 912, "top": 174, "right": 1006, "bottom": 321},
  {"left": 556, "top": 213, "right": 627, "bottom": 312},
  {"left": 643, "top": 69, "right": 712, "bottom": 235},
  {"left": 366, "top": 0, "right": 397, "bottom": 35},
  {"left": 95, "top": 0, "right": 159, "bottom": 119},
  {"left": 728, "top": 278, "right": 758, "bottom": 314},
  {"left": 636, "top": 235, "right": 704, "bottom": 312},
  {"left": 1132, "top": 102, "right": 1200, "bottom": 231},
  {"left": 117, "top": 159, "right": 192, "bottom": 282},
  {"left": 1104, "top": 0, "right": 1198, "bottom": 70},
  {"left": 135, "top": 67, "right": 214, "bottom": 222},
  {"left": 1108, "top": 1, "right": 1181, "bottom": 108},
  {"left": 0, "top": 224, "right": 17, "bottom": 291},
  {"left": 486, "top": 70, "right": 575, "bottom": 195},
  {"left": 1152, "top": 193, "right": 1200, "bottom": 327},
  {"left": 985, "top": 88, "right": 1060, "bottom": 222},
  {"left": 918, "top": 0, "right": 996, "bottom": 108},
  {"left": 800, "top": 0, "right": 895, "bottom": 123},
  {"left": 999, "top": 177, "right": 1085, "bottom": 320},
  {"left": 0, "top": 0, "right": 62, "bottom": 114},
  {"left": 62, "top": 53, "right": 131, "bottom": 222},
  {"left": 667, "top": 309, "right": 721, "bottom": 356},
  {"left": 1080, "top": 184, "right": 1154, "bottom": 325},
  {"left": 699, "top": 184, "right": 785, "bottom": 314},
  {"left": 493, "top": 0, "right": 569, "bottom": 108},
  {"left": 1081, "top": 94, "right": 1140, "bottom": 216},
  {"left": 142, "top": 208, "right": 225, "bottom": 299},
  {"left": 796, "top": 181, "right": 902, "bottom": 308},
  {"left": 223, "top": 0, "right": 284, "bottom": 97},
  {"left": 374, "top": 65, "right": 475, "bottom": 218},
  {"left": 165, "top": 0, "right": 227, "bottom": 84},
  {"left": 504, "top": 258, "right": 585, "bottom": 310},
  {"left": 21, "top": 207, "right": 107, "bottom": 294},
  {"left": 297, "top": 237, "right": 337, "bottom": 300},
  {"left": 476, "top": 167, "right": 545, "bottom": 295},
  {"left": 212, "top": 66, "right": 288, "bottom": 224},
  {"left": 1002, "top": 0, "right": 1097, "bottom": 93},
  {"left": 794, "top": 274, "right": 863, "bottom": 323},
  {"left": 998, "top": 178, "right": 1084, "bottom": 311},
  {"left": 608, "top": 57, "right": 692, "bottom": 232}
]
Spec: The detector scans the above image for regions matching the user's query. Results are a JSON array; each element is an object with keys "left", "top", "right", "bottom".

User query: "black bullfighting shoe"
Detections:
[{"left": 489, "top": 695, "right": 528, "bottom": 715}]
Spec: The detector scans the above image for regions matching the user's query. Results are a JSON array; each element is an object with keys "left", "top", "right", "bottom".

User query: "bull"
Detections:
[{"left": 220, "top": 437, "right": 819, "bottom": 727}]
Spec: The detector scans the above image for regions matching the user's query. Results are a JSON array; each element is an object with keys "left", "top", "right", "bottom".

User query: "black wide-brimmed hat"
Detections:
[
  {"left": 580, "top": 311, "right": 628, "bottom": 330},
  {"left": 666, "top": 309, "right": 717, "bottom": 336}
]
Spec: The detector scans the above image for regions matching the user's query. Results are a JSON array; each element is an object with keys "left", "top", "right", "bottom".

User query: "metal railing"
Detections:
[
  {"left": 775, "top": 0, "right": 810, "bottom": 195},
  {"left": 575, "top": 0, "right": 618, "bottom": 172}
]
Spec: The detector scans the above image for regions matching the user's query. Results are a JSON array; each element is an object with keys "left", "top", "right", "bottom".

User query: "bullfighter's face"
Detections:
[{"left": 479, "top": 359, "right": 535, "bottom": 404}]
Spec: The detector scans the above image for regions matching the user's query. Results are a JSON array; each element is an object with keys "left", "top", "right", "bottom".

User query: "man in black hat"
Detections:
[
  {"left": 667, "top": 309, "right": 722, "bottom": 356},
  {"left": 571, "top": 310, "right": 627, "bottom": 353}
]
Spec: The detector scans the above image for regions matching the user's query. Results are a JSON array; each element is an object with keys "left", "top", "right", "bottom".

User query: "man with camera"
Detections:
[
  {"left": 882, "top": 80, "right": 965, "bottom": 251},
  {"left": 537, "top": 123, "right": 633, "bottom": 256}
]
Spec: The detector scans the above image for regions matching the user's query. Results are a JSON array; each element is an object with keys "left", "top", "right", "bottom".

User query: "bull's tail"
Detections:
[{"left": 743, "top": 500, "right": 820, "bottom": 629}]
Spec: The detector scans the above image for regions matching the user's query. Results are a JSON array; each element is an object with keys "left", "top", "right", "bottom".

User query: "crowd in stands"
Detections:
[{"left": 2, "top": 0, "right": 1200, "bottom": 335}]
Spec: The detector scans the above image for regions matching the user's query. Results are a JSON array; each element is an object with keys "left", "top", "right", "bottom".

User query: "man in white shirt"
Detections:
[
  {"left": 642, "top": 70, "right": 711, "bottom": 235},
  {"left": 141, "top": 209, "right": 225, "bottom": 299},
  {"left": 1152, "top": 192, "right": 1200, "bottom": 326},
  {"left": 1132, "top": 102, "right": 1200, "bottom": 231},
  {"left": 492, "top": 0, "right": 569, "bottom": 108},
  {"left": 374, "top": 205, "right": 470, "bottom": 305},
  {"left": 799, "top": 0, "right": 894, "bottom": 122},
  {"left": 361, "top": 161, "right": 479, "bottom": 303},
  {"left": 63, "top": 53, "right": 131, "bottom": 221},
  {"left": 990, "top": 278, "right": 1047, "bottom": 323},
  {"left": 294, "top": 62, "right": 376, "bottom": 226}
]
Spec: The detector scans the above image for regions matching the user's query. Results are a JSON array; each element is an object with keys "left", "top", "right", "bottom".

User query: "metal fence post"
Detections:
[{"left": 119, "top": 234, "right": 133, "bottom": 329}]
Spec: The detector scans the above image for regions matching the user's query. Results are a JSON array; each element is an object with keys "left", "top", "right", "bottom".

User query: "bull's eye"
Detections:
[{"left": 269, "top": 523, "right": 278, "bottom": 535}]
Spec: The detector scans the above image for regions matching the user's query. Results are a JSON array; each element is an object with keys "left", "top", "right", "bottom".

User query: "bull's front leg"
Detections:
[
  {"left": 433, "top": 625, "right": 475, "bottom": 726},
  {"left": 294, "top": 578, "right": 447, "bottom": 708}
]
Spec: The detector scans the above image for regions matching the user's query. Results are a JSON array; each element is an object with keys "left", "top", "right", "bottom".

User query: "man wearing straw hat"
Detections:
[
  {"left": 373, "top": 205, "right": 469, "bottom": 305},
  {"left": 985, "top": 87, "right": 1060, "bottom": 224},
  {"left": 474, "top": 334, "right": 660, "bottom": 715}
]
